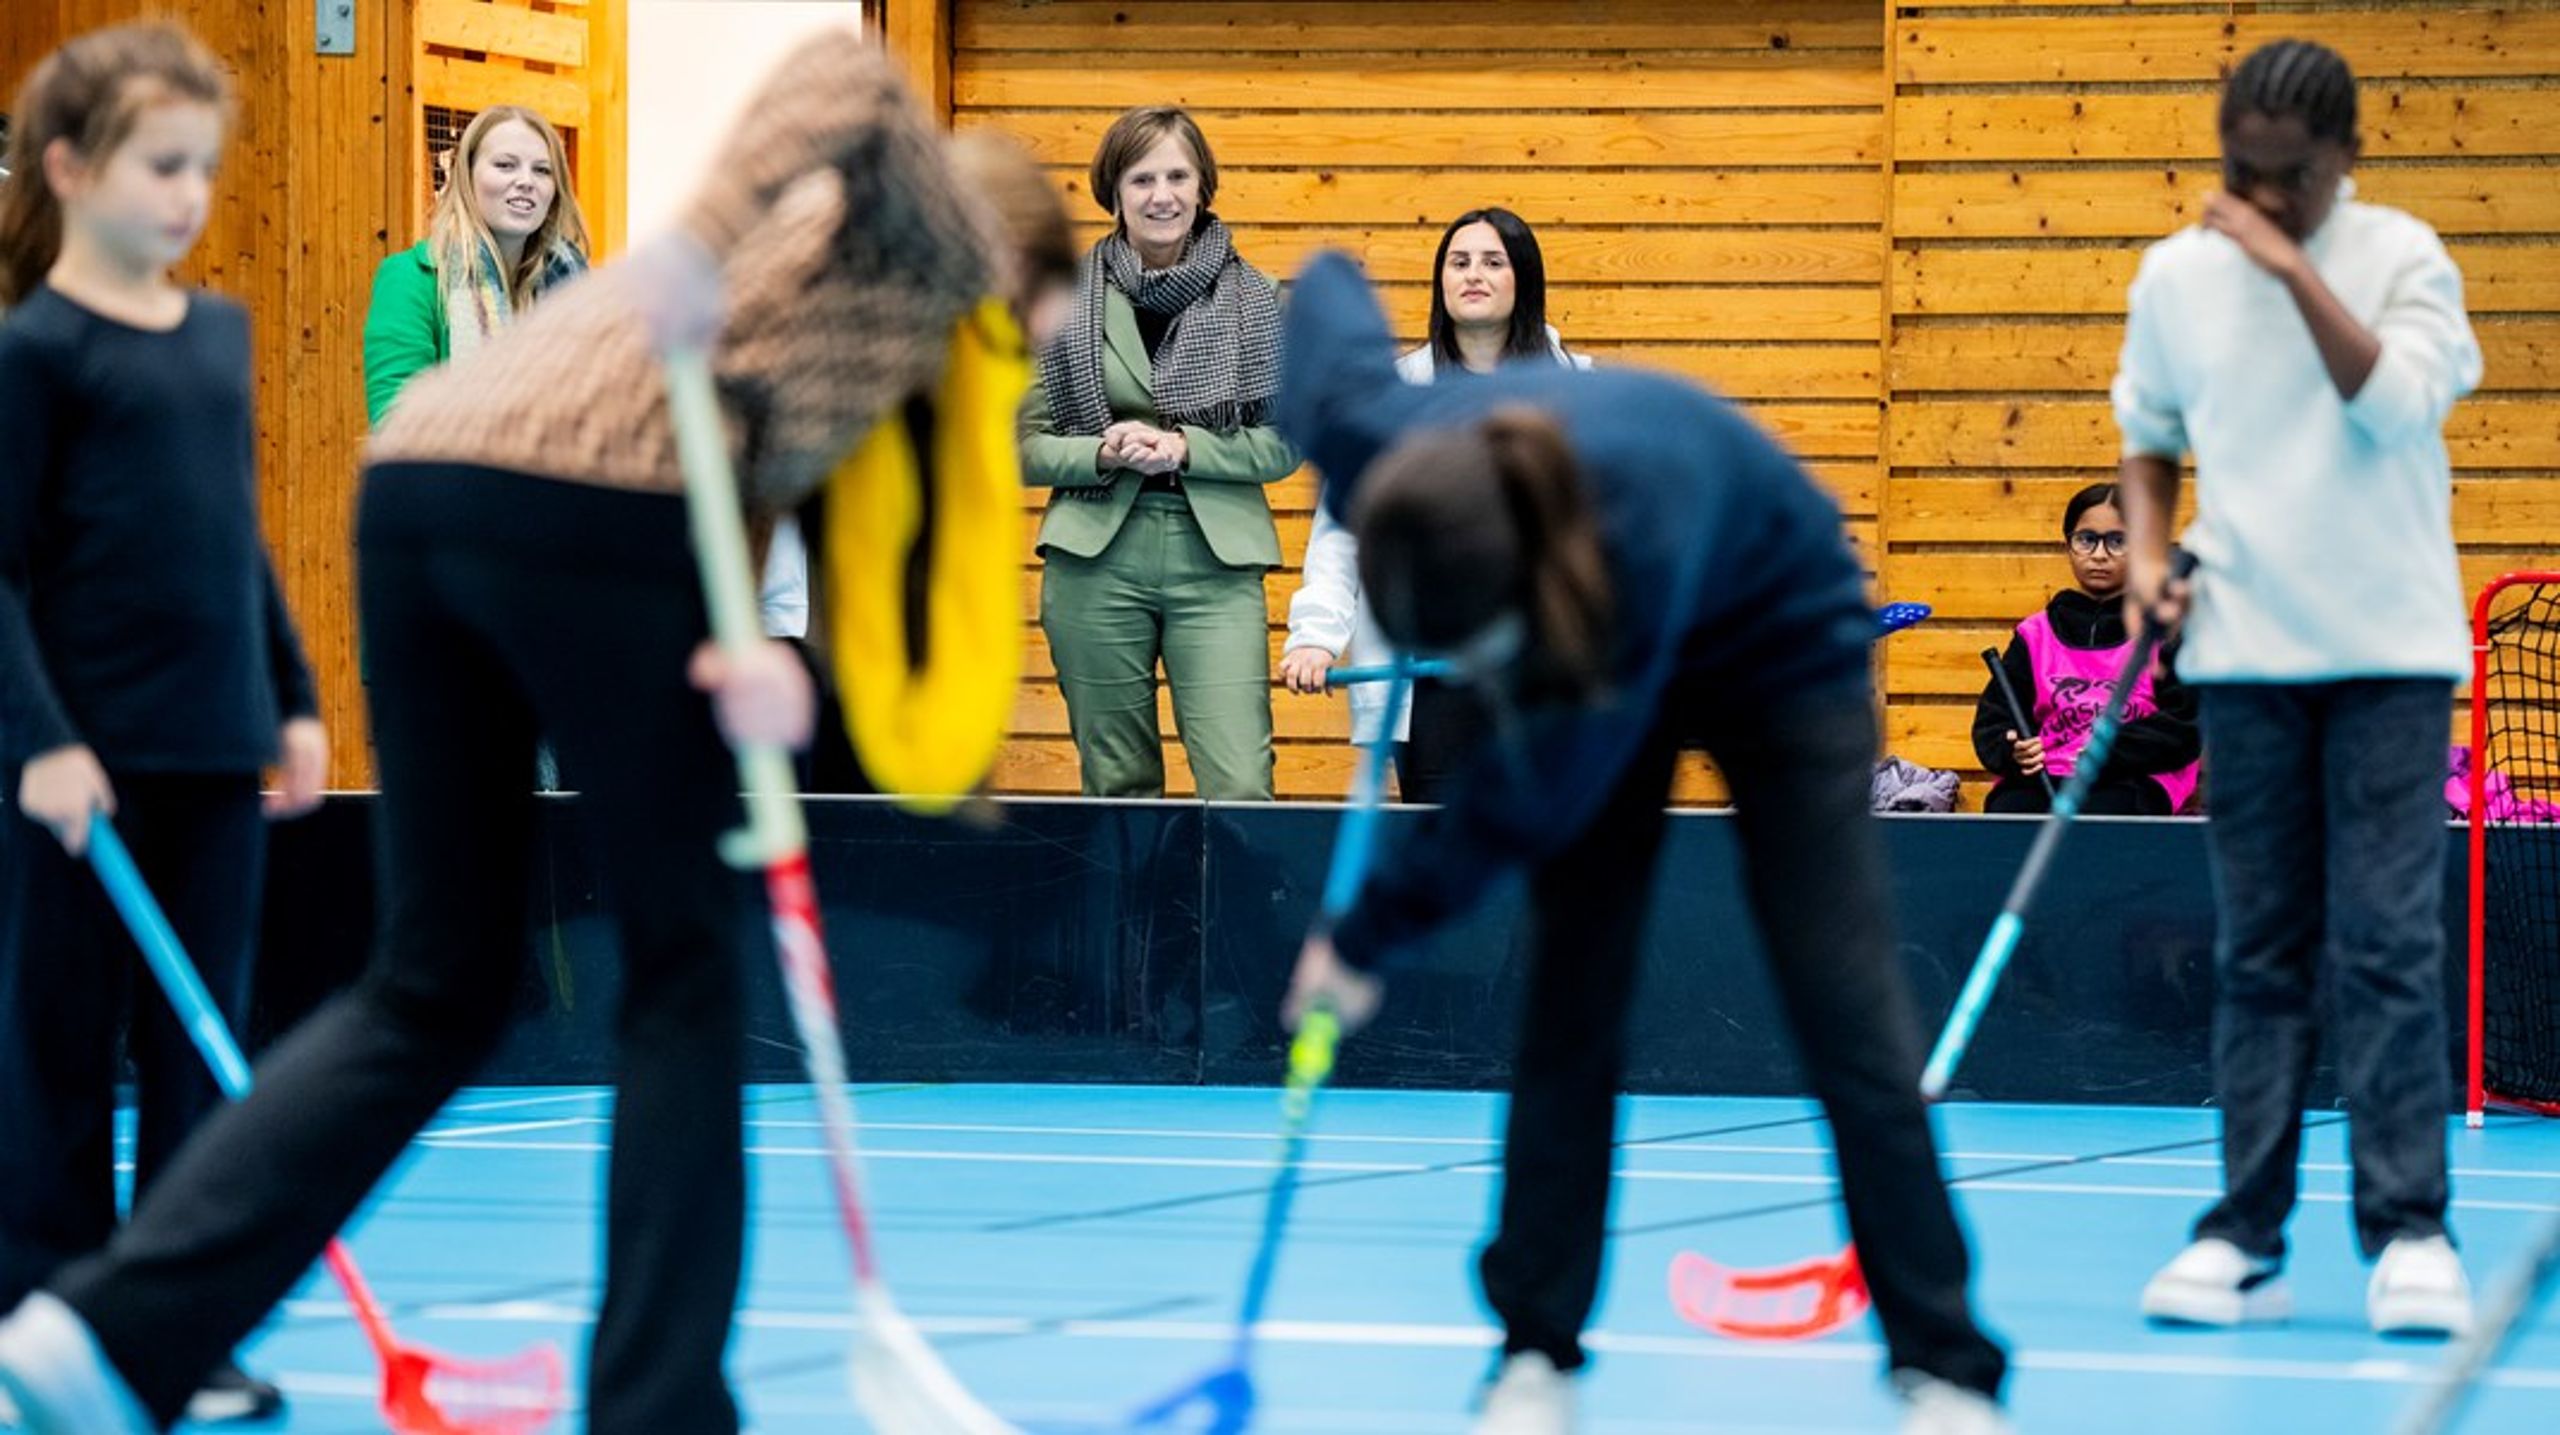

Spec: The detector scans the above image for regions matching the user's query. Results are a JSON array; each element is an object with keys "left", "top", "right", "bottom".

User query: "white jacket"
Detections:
[{"left": 1286, "top": 328, "right": 1588, "bottom": 742}]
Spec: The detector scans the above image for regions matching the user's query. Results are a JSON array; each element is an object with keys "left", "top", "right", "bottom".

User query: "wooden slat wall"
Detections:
[
  {"left": 1887, "top": 1, "right": 2560, "bottom": 805},
  {"left": 946, "top": 0, "right": 1890, "bottom": 800},
  {"left": 3, "top": 0, "right": 414, "bottom": 789},
  {"left": 17, "top": 3, "right": 2552, "bottom": 802}
]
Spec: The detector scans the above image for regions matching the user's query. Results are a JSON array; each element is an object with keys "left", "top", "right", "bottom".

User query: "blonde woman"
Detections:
[{"left": 363, "top": 105, "right": 590, "bottom": 424}]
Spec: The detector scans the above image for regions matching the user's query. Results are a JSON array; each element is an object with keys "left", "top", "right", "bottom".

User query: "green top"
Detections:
[
  {"left": 361, "top": 241, "right": 447, "bottom": 427},
  {"left": 1021, "top": 285, "right": 1299, "bottom": 569}
]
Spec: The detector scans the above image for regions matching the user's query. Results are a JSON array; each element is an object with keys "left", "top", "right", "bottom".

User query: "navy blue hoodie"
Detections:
[{"left": 1283, "top": 253, "right": 1874, "bottom": 970}]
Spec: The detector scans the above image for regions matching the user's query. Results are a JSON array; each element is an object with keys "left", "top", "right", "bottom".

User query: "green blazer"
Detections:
[
  {"left": 1021, "top": 285, "right": 1298, "bottom": 568},
  {"left": 362, "top": 241, "right": 447, "bottom": 427}
]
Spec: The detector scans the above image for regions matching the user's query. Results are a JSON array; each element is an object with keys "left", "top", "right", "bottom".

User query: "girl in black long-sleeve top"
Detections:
[{"left": 0, "top": 25, "right": 325, "bottom": 1423}]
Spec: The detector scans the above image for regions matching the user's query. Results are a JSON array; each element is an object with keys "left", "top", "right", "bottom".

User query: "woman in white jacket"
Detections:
[{"left": 1281, "top": 208, "right": 1589, "bottom": 800}]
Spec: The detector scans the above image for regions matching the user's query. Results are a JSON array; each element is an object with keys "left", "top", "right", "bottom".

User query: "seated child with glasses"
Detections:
[{"left": 1971, "top": 482, "right": 2201, "bottom": 815}]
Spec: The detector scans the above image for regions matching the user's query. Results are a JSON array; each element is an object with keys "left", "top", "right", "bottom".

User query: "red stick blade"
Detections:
[
  {"left": 379, "top": 1341, "right": 567, "bottom": 1435},
  {"left": 1667, "top": 1247, "right": 1871, "bottom": 1342}
]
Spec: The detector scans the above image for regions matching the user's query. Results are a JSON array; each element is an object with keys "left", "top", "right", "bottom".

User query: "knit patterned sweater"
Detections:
[{"left": 366, "top": 29, "right": 1005, "bottom": 516}]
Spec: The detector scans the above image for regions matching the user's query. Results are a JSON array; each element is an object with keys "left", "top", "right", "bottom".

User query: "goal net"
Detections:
[{"left": 2469, "top": 573, "right": 2560, "bottom": 1122}]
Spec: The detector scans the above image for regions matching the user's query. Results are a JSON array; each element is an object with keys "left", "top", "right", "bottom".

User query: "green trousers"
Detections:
[{"left": 1039, "top": 493, "right": 1275, "bottom": 800}]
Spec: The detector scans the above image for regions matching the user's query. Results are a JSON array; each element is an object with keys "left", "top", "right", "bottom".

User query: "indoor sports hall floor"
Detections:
[{"left": 148, "top": 1084, "right": 2560, "bottom": 1433}]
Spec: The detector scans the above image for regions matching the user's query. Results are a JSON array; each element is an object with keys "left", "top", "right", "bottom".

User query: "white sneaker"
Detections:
[
  {"left": 1472, "top": 1351, "right": 1576, "bottom": 1435},
  {"left": 2370, "top": 1234, "right": 2472, "bottom": 1338},
  {"left": 2141, "top": 1238, "right": 2291, "bottom": 1327},
  {"left": 1897, "top": 1373, "right": 2014, "bottom": 1435},
  {"left": 0, "top": 1294, "right": 153, "bottom": 1435}
]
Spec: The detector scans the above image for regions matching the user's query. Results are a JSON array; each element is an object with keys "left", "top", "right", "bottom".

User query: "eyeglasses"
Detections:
[{"left": 2068, "top": 529, "right": 2128, "bottom": 557}]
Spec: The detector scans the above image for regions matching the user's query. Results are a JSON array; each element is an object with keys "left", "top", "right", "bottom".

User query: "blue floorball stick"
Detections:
[
  {"left": 89, "top": 819, "right": 254, "bottom": 1093},
  {"left": 1122, "top": 665, "right": 1421, "bottom": 1435},
  {"left": 1324, "top": 658, "right": 1453, "bottom": 689},
  {"left": 1919, "top": 554, "right": 2193, "bottom": 1099},
  {"left": 85, "top": 815, "right": 567, "bottom": 1433}
]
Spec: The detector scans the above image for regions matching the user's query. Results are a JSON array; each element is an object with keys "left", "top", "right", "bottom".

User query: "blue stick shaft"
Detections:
[
  {"left": 1922, "top": 915, "right": 2020, "bottom": 1098},
  {"left": 88, "top": 818, "right": 255, "bottom": 1097},
  {"left": 1232, "top": 1101, "right": 1317, "bottom": 1336},
  {"left": 1226, "top": 664, "right": 1416, "bottom": 1359},
  {"left": 1325, "top": 659, "right": 1454, "bottom": 689}
]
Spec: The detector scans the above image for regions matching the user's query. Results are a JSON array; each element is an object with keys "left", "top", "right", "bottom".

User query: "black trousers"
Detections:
[
  {"left": 1478, "top": 675, "right": 2007, "bottom": 1397},
  {"left": 1983, "top": 774, "right": 2174, "bottom": 816},
  {"left": 0, "top": 773, "right": 264, "bottom": 1311},
  {"left": 2191, "top": 681, "right": 2455, "bottom": 1261},
  {"left": 54, "top": 466, "right": 756, "bottom": 1431},
  {"left": 1392, "top": 678, "right": 1488, "bottom": 806}
]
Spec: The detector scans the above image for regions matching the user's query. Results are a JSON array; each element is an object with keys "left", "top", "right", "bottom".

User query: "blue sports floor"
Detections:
[{"left": 146, "top": 1085, "right": 2560, "bottom": 1433}]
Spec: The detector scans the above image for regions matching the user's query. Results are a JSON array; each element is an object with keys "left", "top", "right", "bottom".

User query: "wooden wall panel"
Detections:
[
  {"left": 1887, "top": 1, "right": 2560, "bottom": 808},
  {"left": 955, "top": 0, "right": 1888, "bottom": 801},
  {"left": 19, "top": 2, "right": 2553, "bottom": 810}
]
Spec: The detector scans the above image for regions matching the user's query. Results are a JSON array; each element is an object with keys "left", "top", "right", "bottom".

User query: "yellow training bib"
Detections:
[{"left": 825, "top": 299, "right": 1029, "bottom": 813}]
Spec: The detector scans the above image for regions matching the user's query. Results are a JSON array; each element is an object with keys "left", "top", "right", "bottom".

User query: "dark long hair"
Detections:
[
  {"left": 1353, "top": 406, "right": 1614, "bottom": 703},
  {"left": 2062, "top": 481, "right": 2120, "bottom": 539},
  {"left": 1426, "top": 207, "right": 1559, "bottom": 373}
]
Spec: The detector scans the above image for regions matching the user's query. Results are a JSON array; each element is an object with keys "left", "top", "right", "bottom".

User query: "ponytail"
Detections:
[
  {"left": 1352, "top": 404, "right": 1615, "bottom": 703},
  {"left": 0, "top": 23, "right": 232, "bottom": 307}
]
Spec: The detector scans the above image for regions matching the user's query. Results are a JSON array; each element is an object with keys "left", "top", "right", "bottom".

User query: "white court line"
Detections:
[
  {"left": 1956, "top": 1179, "right": 2560, "bottom": 1213},
  {"left": 422, "top": 1117, "right": 597, "bottom": 1140},
  {"left": 406, "top": 1136, "right": 2560, "bottom": 1210},
  {"left": 733, "top": 1120, "right": 2560, "bottom": 1182},
  {"left": 753, "top": 1119, "right": 1506, "bottom": 1148},
  {"left": 416, "top": 1137, "right": 1459, "bottom": 1176},
  {"left": 2100, "top": 1154, "right": 2560, "bottom": 1182},
  {"left": 413, "top": 1122, "right": 2560, "bottom": 1187},
  {"left": 444, "top": 1091, "right": 613, "bottom": 1115},
  {"left": 272, "top": 1299, "right": 2560, "bottom": 1394}
]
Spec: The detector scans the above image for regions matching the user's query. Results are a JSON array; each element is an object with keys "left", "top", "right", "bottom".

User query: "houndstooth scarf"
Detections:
[{"left": 1039, "top": 218, "right": 1281, "bottom": 437}]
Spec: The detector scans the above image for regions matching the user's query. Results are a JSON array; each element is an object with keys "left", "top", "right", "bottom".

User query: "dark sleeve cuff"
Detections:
[{"left": 2, "top": 706, "right": 80, "bottom": 771}]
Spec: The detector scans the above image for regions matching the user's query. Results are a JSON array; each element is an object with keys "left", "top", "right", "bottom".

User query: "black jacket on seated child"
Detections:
[{"left": 1972, "top": 588, "right": 2202, "bottom": 816}]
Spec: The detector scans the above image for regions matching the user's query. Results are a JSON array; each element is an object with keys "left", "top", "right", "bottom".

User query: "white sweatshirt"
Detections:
[{"left": 2112, "top": 182, "right": 2483, "bottom": 683}]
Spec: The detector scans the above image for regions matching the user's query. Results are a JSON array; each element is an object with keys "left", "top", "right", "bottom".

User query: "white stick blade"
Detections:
[{"left": 848, "top": 1284, "right": 1021, "bottom": 1435}]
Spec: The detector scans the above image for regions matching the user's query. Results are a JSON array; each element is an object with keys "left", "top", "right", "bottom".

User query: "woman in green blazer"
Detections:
[
  {"left": 1024, "top": 106, "right": 1296, "bottom": 800},
  {"left": 363, "top": 105, "right": 588, "bottom": 425}
]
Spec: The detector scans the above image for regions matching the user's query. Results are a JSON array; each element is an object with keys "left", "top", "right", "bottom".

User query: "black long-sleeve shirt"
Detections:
[
  {"left": 1970, "top": 588, "right": 2199, "bottom": 784},
  {"left": 0, "top": 287, "right": 316, "bottom": 773}
]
